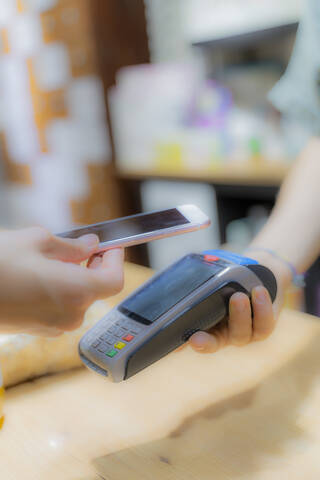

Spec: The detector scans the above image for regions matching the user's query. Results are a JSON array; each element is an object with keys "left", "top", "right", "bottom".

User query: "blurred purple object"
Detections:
[{"left": 189, "top": 80, "right": 233, "bottom": 129}]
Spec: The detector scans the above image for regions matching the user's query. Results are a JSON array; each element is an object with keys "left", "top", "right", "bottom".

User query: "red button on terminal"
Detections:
[
  {"left": 123, "top": 334, "right": 134, "bottom": 342},
  {"left": 204, "top": 255, "right": 219, "bottom": 262}
]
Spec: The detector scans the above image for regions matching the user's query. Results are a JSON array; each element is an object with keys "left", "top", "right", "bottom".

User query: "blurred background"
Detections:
[{"left": 0, "top": 0, "right": 318, "bottom": 314}]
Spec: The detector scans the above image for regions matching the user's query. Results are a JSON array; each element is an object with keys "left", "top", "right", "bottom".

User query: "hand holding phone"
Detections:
[{"left": 57, "top": 205, "right": 210, "bottom": 252}]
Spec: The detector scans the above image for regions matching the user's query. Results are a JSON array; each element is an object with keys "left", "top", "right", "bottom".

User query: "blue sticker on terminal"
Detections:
[{"left": 202, "top": 249, "right": 259, "bottom": 266}]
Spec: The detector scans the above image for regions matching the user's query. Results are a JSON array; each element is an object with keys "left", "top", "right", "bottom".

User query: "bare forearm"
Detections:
[
  {"left": 250, "top": 138, "right": 320, "bottom": 276},
  {"left": 194, "top": 136, "right": 320, "bottom": 354},
  {"left": 189, "top": 137, "right": 320, "bottom": 353}
]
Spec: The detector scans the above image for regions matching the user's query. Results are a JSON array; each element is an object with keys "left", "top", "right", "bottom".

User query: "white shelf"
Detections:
[{"left": 185, "top": 0, "right": 304, "bottom": 44}]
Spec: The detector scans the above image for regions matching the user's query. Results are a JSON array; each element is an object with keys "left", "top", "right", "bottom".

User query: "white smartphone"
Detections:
[{"left": 57, "top": 205, "right": 211, "bottom": 251}]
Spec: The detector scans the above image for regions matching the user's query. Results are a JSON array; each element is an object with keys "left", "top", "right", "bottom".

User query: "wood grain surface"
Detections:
[
  {"left": 116, "top": 161, "right": 290, "bottom": 186},
  {"left": 1, "top": 265, "right": 320, "bottom": 479}
]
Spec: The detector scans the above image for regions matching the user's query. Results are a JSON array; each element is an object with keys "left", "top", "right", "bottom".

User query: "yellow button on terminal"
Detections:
[{"left": 114, "top": 341, "right": 126, "bottom": 350}]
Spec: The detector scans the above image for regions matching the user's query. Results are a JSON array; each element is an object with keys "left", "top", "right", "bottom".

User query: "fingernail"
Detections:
[
  {"left": 193, "top": 335, "right": 218, "bottom": 352},
  {"left": 253, "top": 286, "right": 267, "bottom": 303},
  {"left": 79, "top": 234, "right": 99, "bottom": 248},
  {"left": 193, "top": 341, "right": 205, "bottom": 351},
  {"left": 191, "top": 333, "right": 206, "bottom": 351},
  {"left": 230, "top": 293, "right": 247, "bottom": 312},
  {"left": 191, "top": 332, "right": 216, "bottom": 351}
]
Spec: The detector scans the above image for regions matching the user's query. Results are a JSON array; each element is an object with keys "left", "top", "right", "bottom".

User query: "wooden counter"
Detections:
[
  {"left": 116, "top": 161, "right": 290, "bottom": 186},
  {"left": 1, "top": 265, "right": 320, "bottom": 479}
]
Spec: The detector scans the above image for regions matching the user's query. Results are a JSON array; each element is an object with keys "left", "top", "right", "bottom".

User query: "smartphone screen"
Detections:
[
  {"left": 119, "top": 254, "right": 221, "bottom": 324},
  {"left": 58, "top": 208, "right": 190, "bottom": 244}
]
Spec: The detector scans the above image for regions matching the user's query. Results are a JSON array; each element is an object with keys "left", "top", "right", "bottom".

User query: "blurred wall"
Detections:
[
  {"left": 0, "top": 0, "right": 124, "bottom": 230},
  {"left": 145, "top": 0, "right": 303, "bottom": 62}
]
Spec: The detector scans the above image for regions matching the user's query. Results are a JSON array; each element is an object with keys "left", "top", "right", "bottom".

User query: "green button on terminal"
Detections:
[{"left": 106, "top": 349, "right": 117, "bottom": 358}]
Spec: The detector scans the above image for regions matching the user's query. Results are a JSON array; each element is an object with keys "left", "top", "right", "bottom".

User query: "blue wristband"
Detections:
[{"left": 246, "top": 247, "right": 305, "bottom": 288}]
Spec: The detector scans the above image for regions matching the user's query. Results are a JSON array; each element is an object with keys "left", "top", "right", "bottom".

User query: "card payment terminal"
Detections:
[{"left": 79, "top": 250, "right": 277, "bottom": 382}]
